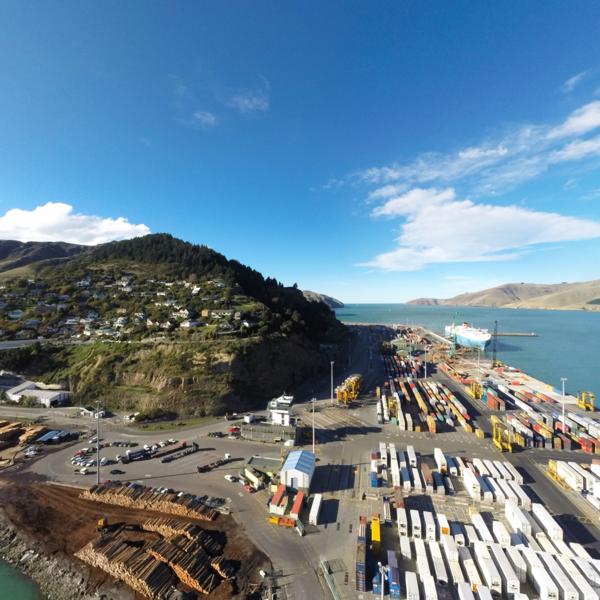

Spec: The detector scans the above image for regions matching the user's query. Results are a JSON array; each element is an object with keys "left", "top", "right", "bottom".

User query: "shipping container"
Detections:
[
  {"left": 445, "top": 476, "right": 455, "bottom": 496},
  {"left": 570, "top": 542, "right": 593, "bottom": 560},
  {"left": 477, "top": 587, "right": 493, "bottom": 600},
  {"left": 410, "top": 509, "right": 422, "bottom": 539},
  {"left": 539, "top": 552, "right": 578, "bottom": 600},
  {"left": 412, "top": 467, "right": 424, "bottom": 492},
  {"left": 507, "top": 480, "right": 532, "bottom": 510},
  {"left": 451, "top": 521, "right": 466, "bottom": 546},
  {"left": 416, "top": 551, "right": 431, "bottom": 582},
  {"left": 505, "top": 545, "right": 527, "bottom": 583},
  {"left": 557, "top": 462, "right": 584, "bottom": 492},
  {"left": 532, "top": 502, "right": 563, "bottom": 541},
  {"left": 434, "top": 447, "right": 447, "bottom": 473},
  {"left": 405, "top": 571, "right": 420, "bottom": 600},
  {"left": 483, "top": 459, "right": 501, "bottom": 480},
  {"left": 457, "top": 581, "right": 475, "bottom": 600},
  {"left": 489, "top": 543, "right": 520, "bottom": 596},
  {"left": 522, "top": 547, "right": 559, "bottom": 600},
  {"left": 400, "top": 535, "right": 412, "bottom": 561},
  {"left": 459, "top": 546, "right": 482, "bottom": 592},
  {"left": 441, "top": 534, "right": 458, "bottom": 563},
  {"left": 447, "top": 456, "right": 458, "bottom": 476},
  {"left": 423, "top": 511, "right": 437, "bottom": 541},
  {"left": 432, "top": 471, "right": 445, "bottom": 496},
  {"left": 505, "top": 500, "right": 532, "bottom": 537},
  {"left": 422, "top": 574, "right": 438, "bottom": 600},
  {"left": 407, "top": 445, "right": 417, "bottom": 468},
  {"left": 447, "top": 556, "right": 465, "bottom": 585},
  {"left": 437, "top": 513, "right": 450, "bottom": 535},
  {"left": 558, "top": 556, "right": 599, "bottom": 600},
  {"left": 471, "top": 513, "right": 494, "bottom": 544},
  {"left": 397, "top": 507, "right": 409, "bottom": 536},
  {"left": 573, "top": 557, "right": 600, "bottom": 587},
  {"left": 464, "top": 524, "right": 479, "bottom": 545},
  {"left": 477, "top": 476, "right": 494, "bottom": 505},
  {"left": 492, "top": 520, "right": 511, "bottom": 546},
  {"left": 484, "top": 477, "right": 505, "bottom": 505},
  {"left": 473, "top": 458, "right": 489, "bottom": 477},
  {"left": 308, "top": 493, "right": 322, "bottom": 526},
  {"left": 428, "top": 541, "right": 449, "bottom": 586}
]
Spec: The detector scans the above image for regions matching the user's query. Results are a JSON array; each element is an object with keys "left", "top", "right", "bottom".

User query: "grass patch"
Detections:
[{"left": 134, "top": 415, "right": 218, "bottom": 432}]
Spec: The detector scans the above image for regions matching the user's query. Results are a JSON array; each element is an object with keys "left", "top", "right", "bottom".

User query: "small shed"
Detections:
[{"left": 280, "top": 450, "right": 316, "bottom": 492}]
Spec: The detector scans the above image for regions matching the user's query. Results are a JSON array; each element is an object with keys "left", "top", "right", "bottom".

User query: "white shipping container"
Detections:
[
  {"left": 407, "top": 445, "right": 417, "bottom": 468},
  {"left": 422, "top": 574, "right": 438, "bottom": 600},
  {"left": 464, "top": 524, "right": 479, "bottom": 545},
  {"left": 505, "top": 500, "right": 532, "bottom": 536},
  {"left": 400, "top": 535, "right": 412, "bottom": 561},
  {"left": 539, "top": 552, "right": 579, "bottom": 600},
  {"left": 552, "top": 539, "right": 575, "bottom": 559},
  {"left": 505, "top": 546, "right": 527, "bottom": 583},
  {"left": 455, "top": 455, "right": 467, "bottom": 475},
  {"left": 483, "top": 459, "right": 501, "bottom": 480},
  {"left": 492, "top": 520, "right": 511, "bottom": 546},
  {"left": 412, "top": 467, "right": 424, "bottom": 492},
  {"left": 441, "top": 534, "right": 458, "bottom": 563},
  {"left": 558, "top": 556, "right": 599, "bottom": 600},
  {"left": 405, "top": 571, "right": 420, "bottom": 600},
  {"left": 494, "top": 460, "right": 512, "bottom": 480},
  {"left": 414, "top": 537, "right": 427, "bottom": 557},
  {"left": 522, "top": 533, "right": 542, "bottom": 552},
  {"left": 477, "top": 587, "right": 493, "bottom": 600},
  {"left": 532, "top": 502, "right": 563, "bottom": 541},
  {"left": 557, "top": 461, "right": 584, "bottom": 492},
  {"left": 308, "top": 493, "right": 322, "bottom": 525},
  {"left": 471, "top": 513, "right": 494, "bottom": 544},
  {"left": 437, "top": 513, "right": 450, "bottom": 535},
  {"left": 496, "top": 477, "right": 518, "bottom": 504},
  {"left": 416, "top": 553, "right": 431, "bottom": 581},
  {"left": 477, "top": 476, "right": 494, "bottom": 505},
  {"left": 507, "top": 480, "right": 532, "bottom": 510},
  {"left": 476, "top": 556, "right": 502, "bottom": 595},
  {"left": 398, "top": 507, "right": 409, "bottom": 536},
  {"left": 459, "top": 546, "right": 482, "bottom": 593},
  {"left": 434, "top": 447, "right": 447, "bottom": 473},
  {"left": 522, "top": 547, "right": 559, "bottom": 600},
  {"left": 423, "top": 511, "right": 436, "bottom": 541},
  {"left": 574, "top": 558, "right": 600, "bottom": 587},
  {"left": 485, "top": 477, "right": 505, "bottom": 505},
  {"left": 410, "top": 509, "right": 422, "bottom": 539},
  {"left": 489, "top": 543, "right": 520, "bottom": 596},
  {"left": 429, "top": 541, "right": 449, "bottom": 586},
  {"left": 457, "top": 581, "right": 475, "bottom": 600},
  {"left": 502, "top": 461, "right": 524, "bottom": 484},
  {"left": 570, "top": 542, "right": 593, "bottom": 560},
  {"left": 447, "top": 558, "right": 465, "bottom": 585},
  {"left": 473, "top": 458, "right": 489, "bottom": 477},
  {"left": 537, "top": 534, "right": 560, "bottom": 555}
]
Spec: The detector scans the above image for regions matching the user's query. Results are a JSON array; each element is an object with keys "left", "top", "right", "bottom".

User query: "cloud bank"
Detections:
[
  {"left": 0, "top": 202, "right": 150, "bottom": 245},
  {"left": 362, "top": 188, "right": 600, "bottom": 271}
]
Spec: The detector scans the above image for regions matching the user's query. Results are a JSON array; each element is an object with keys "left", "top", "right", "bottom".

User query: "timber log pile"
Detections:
[
  {"left": 76, "top": 533, "right": 175, "bottom": 599},
  {"left": 147, "top": 535, "right": 219, "bottom": 594},
  {"left": 143, "top": 517, "right": 223, "bottom": 556},
  {"left": 80, "top": 483, "right": 217, "bottom": 520}
]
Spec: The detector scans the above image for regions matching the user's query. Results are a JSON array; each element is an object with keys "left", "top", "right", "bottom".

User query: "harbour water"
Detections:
[
  {"left": 0, "top": 559, "right": 40, "bottom": 599},
  {"left": 336, "top": 304, "right": 600, "bottom": 397}
]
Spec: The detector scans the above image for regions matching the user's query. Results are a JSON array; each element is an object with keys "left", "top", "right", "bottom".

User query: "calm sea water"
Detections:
[
  {"left": 0, "top": 560, "right": 40, "bottom": 599},
  {"left": 336, "top": 304, "right": 600, "bottom": 396}
]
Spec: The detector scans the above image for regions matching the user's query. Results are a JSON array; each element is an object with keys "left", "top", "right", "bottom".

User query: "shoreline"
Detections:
[{"left": 0, "top": 482, "right": 131, "bottom": 600}]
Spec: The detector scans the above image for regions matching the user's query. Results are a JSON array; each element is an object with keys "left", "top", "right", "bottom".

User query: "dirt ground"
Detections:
[{"left": 0, "top": 477, "right": 269, "bottom": 599}]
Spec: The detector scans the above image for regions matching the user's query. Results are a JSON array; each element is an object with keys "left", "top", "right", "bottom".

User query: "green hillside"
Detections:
[{"left": 0, "top": 234, "right": 347, "bottom": 415}]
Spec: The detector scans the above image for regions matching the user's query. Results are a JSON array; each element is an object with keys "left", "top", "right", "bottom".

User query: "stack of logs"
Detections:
[
  {"left": 81, "top": 483, "right": 217, "bottom": 520},
  {"left": 147, "top": 535, "right": 219, "bottom": 594},
  {"left": 0, "top": 422, "right": 24, "bottom": 443},
  {"left": 76, "top": 533, "right": 175, "bottom": 598},
  {"left": 19, "top": 425, "right": 47, "bottom": 445},
  {"left": 143, "top": 517, "right": 222, "bottom": 556}
]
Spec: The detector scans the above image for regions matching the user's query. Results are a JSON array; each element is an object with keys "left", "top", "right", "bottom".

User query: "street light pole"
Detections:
[
  {"left": 561, "top": 377, "right": 567, "bottom": 426},
  {"left": 330, "top": 361, "right": 335, "bottom": 406},
  {"left": 312, "top": 397, "right": 316, "bottom": 455}
]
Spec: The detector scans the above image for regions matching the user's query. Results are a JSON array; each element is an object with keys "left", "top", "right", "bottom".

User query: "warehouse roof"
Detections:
[{"left": 281, "top": 450, "right": 315, "bottom": 476}]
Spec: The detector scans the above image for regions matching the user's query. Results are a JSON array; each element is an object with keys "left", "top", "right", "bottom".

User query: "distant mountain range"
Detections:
[
  {"left": 303, "top": 290, "right": 344, "bottom": 309},
  {"left": 0, "top": 240, "right": 85, "bottom": 274},
  {"left": 407, "top": 280, "right": 600, "bottom": 311}
]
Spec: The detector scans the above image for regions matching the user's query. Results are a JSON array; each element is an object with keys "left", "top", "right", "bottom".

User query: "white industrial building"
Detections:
[
  {"left": 280, "top": 450, "right": 316, "bottom": 492},
  {"left": 6, "top": 381, "right": 70, "bottom": 408},
  {"left": 268, "top": 393, "right": 294, "bottom": 426}
]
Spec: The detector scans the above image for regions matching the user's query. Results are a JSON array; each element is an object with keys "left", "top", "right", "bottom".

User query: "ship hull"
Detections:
[{"left": 452, "top": 333, "right": 490, "bottom": 351}]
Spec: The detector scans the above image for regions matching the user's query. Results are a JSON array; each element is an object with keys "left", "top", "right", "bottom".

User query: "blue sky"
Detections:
[{"left": 1, "top": 2, "right": 600, "bottom": 302}]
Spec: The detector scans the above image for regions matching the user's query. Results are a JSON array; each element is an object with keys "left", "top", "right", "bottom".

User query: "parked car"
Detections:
[{"left": 224, "top": 474, "right": 237, "bottom": 483}]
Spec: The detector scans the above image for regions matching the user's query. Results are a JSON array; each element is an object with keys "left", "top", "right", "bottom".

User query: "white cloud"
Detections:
[
  {"left": 349, "top": 101, "right": 600, "bottom": 196},
  {"left": 227, "top": 78, "right": 270, "bottom": 114},
  {"left": 550, "top": 133, "right": 600, "bottom": 162},
  {"left": 191, "top": 110, "right": 219, "bottom": 128},
  {"left": 0, "top": 203, "right": 150, "bottom": 245},
  {"left": 548, "top": 101, "right": 600, "bottom": 138},
  {"left": 362, "top": 187, "right": 600, "bottom": 271},
  {"left": 562, "top": 71, "right": 587, "bottom": 94}
]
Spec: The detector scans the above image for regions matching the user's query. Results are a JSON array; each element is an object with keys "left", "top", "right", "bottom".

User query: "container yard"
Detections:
[{"left": 5, "top": 322, "right": 600, "bottom": 600}]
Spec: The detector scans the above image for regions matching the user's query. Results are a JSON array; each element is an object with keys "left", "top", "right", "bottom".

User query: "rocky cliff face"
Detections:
[{"left": 302, "top": 290, "right": 344, "bottom": 308}]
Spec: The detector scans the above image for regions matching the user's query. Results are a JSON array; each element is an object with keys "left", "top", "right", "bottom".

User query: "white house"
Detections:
[{"left": 279, "top": 450, "right": 316, "bottom": 492}]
